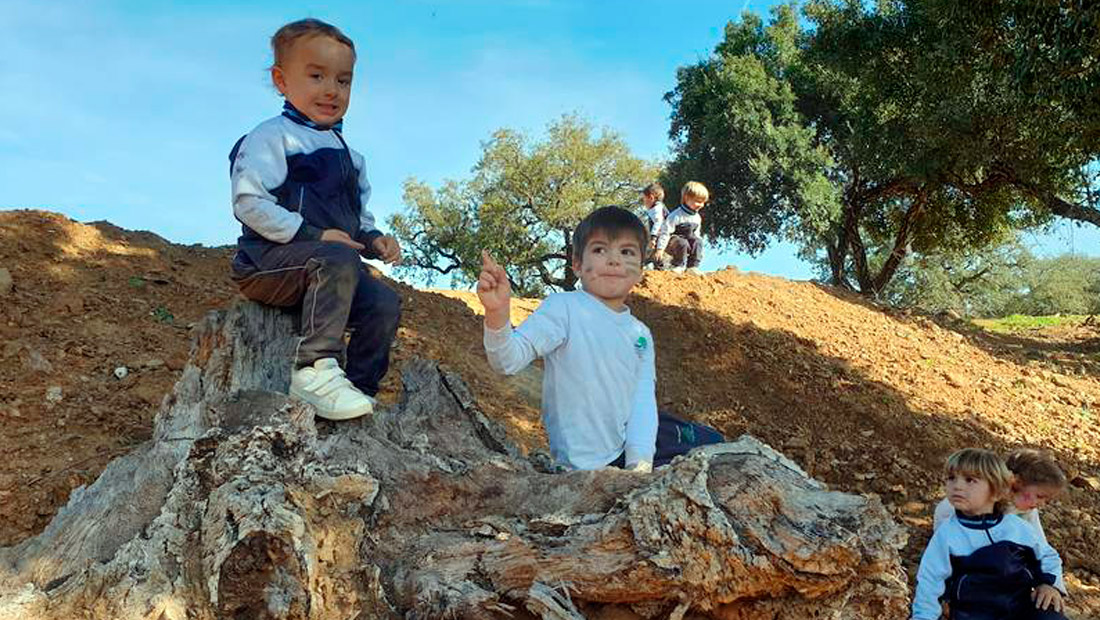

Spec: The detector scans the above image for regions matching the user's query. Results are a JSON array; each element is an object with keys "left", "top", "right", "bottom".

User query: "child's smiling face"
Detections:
[
  {"left": 573, "top": 230, "right": 644, "bottom": 311},
  {"left": 272, "top": 35, "right": 355, "bottom": 126}
]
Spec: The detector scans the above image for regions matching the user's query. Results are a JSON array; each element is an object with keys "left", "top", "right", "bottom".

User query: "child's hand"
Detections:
[
  {"left": 477, "top": 251, "right": 511, "bottom": 330},
  {"left": 1032, "top": 584, "right": 1063, "bottom": 612},
  {"left": 321, "top": 229, "right": 365, "bottom": 250},
  {"left": 372, "top": 235, "right": 402, "bottom": 264}
]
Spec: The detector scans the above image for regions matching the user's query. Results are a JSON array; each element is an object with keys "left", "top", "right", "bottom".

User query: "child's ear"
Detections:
[
  {"left": 571, "top": 257, "right": 582, "bottom": 275},
  {"left": 271, "top": 66, "right": 288, "bottom": 95}
]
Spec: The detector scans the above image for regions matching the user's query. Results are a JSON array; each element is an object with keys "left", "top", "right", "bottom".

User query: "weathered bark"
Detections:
[
  {"left": 0, "top": 301, "right": 909, "bottom": 620},
  {"left": 1041, "top": 192, "right": 1100, "bottom": 228}
]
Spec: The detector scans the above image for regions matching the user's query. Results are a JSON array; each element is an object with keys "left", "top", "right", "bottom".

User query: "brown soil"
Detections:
[{"left": 2, "top": 210, "right": 1098, "bottom": 616}]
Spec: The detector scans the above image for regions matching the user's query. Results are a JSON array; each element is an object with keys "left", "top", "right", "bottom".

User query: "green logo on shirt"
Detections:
[{"left": 635, "top": 336, "right": 648, "bottom": 357}]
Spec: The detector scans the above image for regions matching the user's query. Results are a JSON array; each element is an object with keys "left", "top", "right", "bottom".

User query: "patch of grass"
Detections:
[
  {"left": 151, "top": 306, "right": 174, "bottom": 324},
  {"left": 128, "top": 276, "right": 146, "bottom": 289},
  {"left": 971, "top": 314, "right": 1087, "bottom": 333}
]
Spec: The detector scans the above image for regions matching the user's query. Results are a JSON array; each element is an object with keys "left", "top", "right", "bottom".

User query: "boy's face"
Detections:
[
  {"left": 572, "top": 230, "right": 644, "bottom": 310},
  {"left": 272, "top": 35, "right": 355, "bottom": 126},
  {"left": 683, "top": 196, "right": 706, "bottom": 212},
  {"left": 1013, "top": 483, "right": 1060, "bottom": 511},
  {"left": 945, "top": 471, "right": 996, "bottom": 516},
  {"left": 642, "top": 193, "right": 657, "bottom": 208}
]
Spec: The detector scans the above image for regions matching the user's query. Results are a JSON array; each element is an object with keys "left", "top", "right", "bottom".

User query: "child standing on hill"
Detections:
[
  {"left": 641, "top": 182, "right": 667, "bottom": 267},
  {"left": 912, "top": 448, "right": 1067, "bottom": 620},
  {"left": 654, "top": 181, "right": 707, "bottom": 274},
  {"left": 933, "top": 448, "right": 1068, "bottom": 593},
  {"left": 478, "top": 207, "right": 658, "bottom": 471},
  {"left": 228, "top": 19, "right": 402, "bottom": 421}
]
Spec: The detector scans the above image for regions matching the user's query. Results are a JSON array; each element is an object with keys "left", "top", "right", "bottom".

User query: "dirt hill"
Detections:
[{"left": 2, "top": 210, "right": 1098, "bottom": 616}]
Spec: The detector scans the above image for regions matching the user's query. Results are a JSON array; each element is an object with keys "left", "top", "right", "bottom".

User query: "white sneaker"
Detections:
[
  {"left": 672, "top": 266, "right": 686, "bottom": 274},
  {"left": 687, "top": 267, "right": 703, "bottom": 275},
  {"left": 290, "top": 358, "right": 374, "bottom": 420}
]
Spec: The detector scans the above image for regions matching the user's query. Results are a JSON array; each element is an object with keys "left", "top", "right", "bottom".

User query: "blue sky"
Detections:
[{"left": 0, "top": 0, "right": 1091, "bottom": 283}]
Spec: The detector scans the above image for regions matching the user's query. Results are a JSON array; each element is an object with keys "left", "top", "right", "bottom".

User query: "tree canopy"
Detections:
[
  {"left": 664, "top": 0, "right": 1100, "bottom": 297},
  {"left": 881, "top": 241, "right": 1100, "bottom": 318},
  {"left": 388, "top": 115, "right": 658, "bottom": 296}
]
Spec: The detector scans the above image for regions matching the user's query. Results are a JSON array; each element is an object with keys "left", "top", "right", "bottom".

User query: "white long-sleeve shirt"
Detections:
[
  {"left": 483, "top": 290, "right": 657, "bottom": 470},
  {"left": 912, "top": 513, "right": 1065, "bottom": 620},
  {"left": 932, "top": 497, "right": 1062, "bottom": 593}
]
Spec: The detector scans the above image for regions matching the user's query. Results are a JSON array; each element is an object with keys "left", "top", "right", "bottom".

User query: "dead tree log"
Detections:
[{"left": 0, "top": 301, "right": 909, "bottom": 619}]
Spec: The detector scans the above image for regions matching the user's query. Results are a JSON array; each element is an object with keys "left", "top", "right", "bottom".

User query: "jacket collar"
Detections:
[
  {"left": 956, "top": 511, "right": 1003, "bottom": 530},
  {"left": 281, "top": 100, "right": 344, "bottom": 133}
]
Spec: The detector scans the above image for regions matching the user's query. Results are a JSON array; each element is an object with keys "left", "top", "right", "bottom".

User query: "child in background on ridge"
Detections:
[
  {"left": 641, "top": 182, "right": 667, "bottom": 268},
  {"left": 228, "top": 19, "right": 402, "bottom": 421},
  {"left": 912, "top": 448, "right": 1067, "bottom": 620},
  {"left": 933, "top": 448, "right": 1068, "bottom": 593},
  {"left": 654, "top": 181, "right": 707, "bottom": 274}
]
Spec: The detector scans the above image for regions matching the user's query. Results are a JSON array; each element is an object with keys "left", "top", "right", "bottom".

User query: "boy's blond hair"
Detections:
[
  {"left": 681, "top": 181, "right": 709, "bottom": 202},
  {"left": 946, "top": 448, "right": 1014, "bottom": 514},
  {"left": 1005, "top": 449, "right": 1067, "bottom": 490},
  {"left": 643, "top": 182, "right": 665, "bottom": 202}
]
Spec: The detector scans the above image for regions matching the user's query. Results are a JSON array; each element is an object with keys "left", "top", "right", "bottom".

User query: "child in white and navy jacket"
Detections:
[
  {"left": 932, "top": 448, "right": 1069, "bottom": 594},
  {"left": 912, "top": 448, "right": 1067, "bottom": 620},
  {"left": 229, "top": 19, "right": 402, "bottom": 421},
  {"left": 654, "top": 181, "right": 708, "bottom": 273}
]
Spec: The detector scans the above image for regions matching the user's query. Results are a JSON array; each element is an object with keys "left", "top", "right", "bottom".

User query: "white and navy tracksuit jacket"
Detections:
[
  {"left": 654, "top": 205, "right": 702, "bottom": 253},
  {"left": 912, "top": 511, "right": 1066, "bottom": 620},
  {"left": 229, "top": 102, "right": 383, "bottom": 264}
]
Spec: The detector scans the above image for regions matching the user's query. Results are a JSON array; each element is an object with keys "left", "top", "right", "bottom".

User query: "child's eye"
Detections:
[{"left": 338, "top": 78, "right": 351, "bottom": 86}]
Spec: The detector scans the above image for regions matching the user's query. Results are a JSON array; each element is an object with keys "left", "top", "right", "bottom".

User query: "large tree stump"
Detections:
[{"left": 0, "top": 302, "right": 909, "bottom": 619}]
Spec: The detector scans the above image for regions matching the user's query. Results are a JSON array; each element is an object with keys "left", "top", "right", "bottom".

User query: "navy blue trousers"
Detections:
[
  {"left": 231, "top": 241, "right": 401, "bottom": 396},
  {"left": 607, "top": 411, "right": 725, "bottom": 468}
]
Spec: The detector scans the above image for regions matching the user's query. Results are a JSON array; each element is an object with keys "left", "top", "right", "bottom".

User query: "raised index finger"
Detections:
[{"left": 481, "top": 250, "right": 500, "bottom": 270}]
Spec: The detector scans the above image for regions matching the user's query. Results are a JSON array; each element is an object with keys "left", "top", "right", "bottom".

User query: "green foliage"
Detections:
[
  {"left": 1011, "top": 254, "right": 1100, "bottom": 316},
  {"left": 665, "top": 1, "right": 1100, "bottom": 296},
  {"left": 882, "top": 238, "right": 1100, "bottom": 318},
  {"left": 879, "top": 240, "right": 1033, "bottom": 317},
  {"left": 151, "top": 306, "right": 174, "bottom": 324},
  {"left": 973, "top": 315, "right": 1087, "bottom": 333},
  {"left": 389, "top": 115, "right": 658, "bottom": 296},
  {"left": 663, "top": 7, "right": 839, "bottom": 255}
]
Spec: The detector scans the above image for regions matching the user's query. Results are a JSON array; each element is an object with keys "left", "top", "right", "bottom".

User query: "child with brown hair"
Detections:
[
  {"left": 641, "top": 182, "right": 667, "bottom": 266},
  {"left": 228, "top": 18, "right": 402, "bottom": 421},
  {"left": 912, "top": 448, "right": 1066, "bottom": 620}
]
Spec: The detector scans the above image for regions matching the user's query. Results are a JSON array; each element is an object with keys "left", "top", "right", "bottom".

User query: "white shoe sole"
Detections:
[{"left": 289, "top": 387, "right": 374, "bottom": 421}]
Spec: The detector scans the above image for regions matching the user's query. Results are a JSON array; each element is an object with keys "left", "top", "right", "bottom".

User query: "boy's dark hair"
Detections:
[
  {"left": 1005, "top": 449, "right": 1067, "bottom": 490},
  {"left": 572, "top": 206, "right": 648, "bottom": 260},
  {"left": 643, "top": 182, "right": 665, "bottom": 202},
  {"left": 271, "top": 18, "right": 356, "bottom": 67}
]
